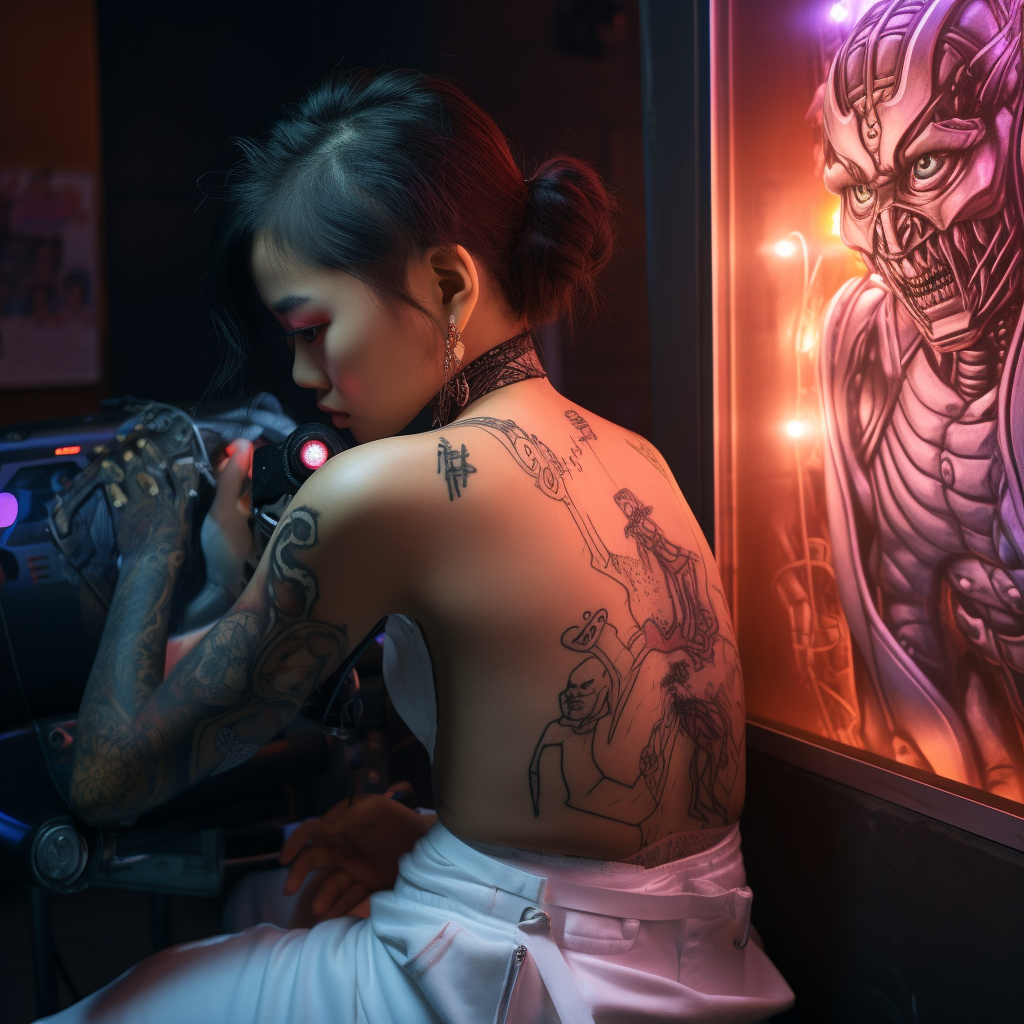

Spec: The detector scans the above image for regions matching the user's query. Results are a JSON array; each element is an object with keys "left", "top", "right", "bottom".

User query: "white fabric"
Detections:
[
  {"left": 381, "top": 613, "right": 437, "bottom": 761},
  {"left": 38, "top": 822, "right": 793, "bottom": 1024}
]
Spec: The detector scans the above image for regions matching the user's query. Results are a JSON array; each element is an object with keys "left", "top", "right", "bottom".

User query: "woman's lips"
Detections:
[{"left": 317, "top": 404, "right": 350, "bottom": 426}]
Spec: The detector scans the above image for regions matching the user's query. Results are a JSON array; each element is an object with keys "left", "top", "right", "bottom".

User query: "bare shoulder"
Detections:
[
  {"left": 290, "top": 427, "right": 520, "bottom": 585},
  {"left": 301, "top": 427, "right": 510, "bottom": 518},
  {"left": 439, "top": 403, "right": 673, "bottom": 481}
]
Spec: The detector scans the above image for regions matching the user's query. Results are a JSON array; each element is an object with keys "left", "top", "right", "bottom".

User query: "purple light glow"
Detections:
[{"left": 0, "top": 492, "right": 17, "bottom": 529}]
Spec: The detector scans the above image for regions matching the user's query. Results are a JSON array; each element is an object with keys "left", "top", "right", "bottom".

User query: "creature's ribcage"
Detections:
[{"left": 863, "top": 349, "right": 1024, "bottom": 670}]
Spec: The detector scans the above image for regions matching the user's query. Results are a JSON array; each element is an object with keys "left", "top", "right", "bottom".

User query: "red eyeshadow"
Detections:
[{"left": 283, "top": 312, "right": 329, "bottom": 330}]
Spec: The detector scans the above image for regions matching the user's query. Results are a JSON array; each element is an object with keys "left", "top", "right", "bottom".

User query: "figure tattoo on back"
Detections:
[
  {"left": 625, "top": 434, "right": 671, "bottom": 483},
  {"left": 454, "top": 410, "right": 742, "bottom": 849}
]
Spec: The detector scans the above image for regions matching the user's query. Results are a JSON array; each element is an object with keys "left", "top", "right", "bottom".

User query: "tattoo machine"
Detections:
[{"left": 248, "top": 422, "right": 347, "bottom": 566}]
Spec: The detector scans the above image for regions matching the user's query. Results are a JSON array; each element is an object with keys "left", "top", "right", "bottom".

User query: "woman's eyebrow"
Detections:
[{"left": 272, "top": 295, "right": 310, "bottom": 314}]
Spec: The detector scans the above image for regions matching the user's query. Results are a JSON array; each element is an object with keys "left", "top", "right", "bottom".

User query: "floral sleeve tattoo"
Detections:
[{"left": 72, "top": 506, "right": 348, "bottom": 820}]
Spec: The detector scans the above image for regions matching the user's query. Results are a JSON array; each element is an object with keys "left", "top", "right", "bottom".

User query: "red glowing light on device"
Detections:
[
  {"left": 299, "top": 439, "right": 330, "bottom": 470},
  {"left": 54, "top": 446, "right": 81, "bottom": 456}
]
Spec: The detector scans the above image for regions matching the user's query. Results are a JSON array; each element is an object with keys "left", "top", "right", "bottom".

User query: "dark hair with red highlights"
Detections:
[{"left": 206, "top": 69, "right": 615, "bottom": 383}]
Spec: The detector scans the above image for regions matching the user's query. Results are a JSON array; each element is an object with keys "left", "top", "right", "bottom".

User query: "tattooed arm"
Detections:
[{"left": 70, "top": 449, "right": 389, "bottom": 825}]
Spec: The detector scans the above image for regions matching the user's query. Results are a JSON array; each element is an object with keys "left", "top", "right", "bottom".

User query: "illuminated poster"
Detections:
[
  {"left": 714, "top": 0, "right": 1024, "bottom": 802},
  {"left": 0, "top": 169, "right": 100, "bottom": 388}
]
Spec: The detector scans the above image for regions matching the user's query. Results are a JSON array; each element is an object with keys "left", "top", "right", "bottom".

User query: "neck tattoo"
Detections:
[{"left": 432, "top": 328, "right": 547, "bottom": 427}]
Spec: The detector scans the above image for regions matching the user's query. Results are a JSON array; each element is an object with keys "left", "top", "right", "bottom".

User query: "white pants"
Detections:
[{"left": 39, "top": 823, "right": 793, "bottom": 1024}]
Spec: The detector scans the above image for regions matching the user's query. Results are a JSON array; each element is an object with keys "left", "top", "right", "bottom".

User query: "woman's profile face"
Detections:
[{"left": 251, "top": 236, "right": 440, "bottom": 443}]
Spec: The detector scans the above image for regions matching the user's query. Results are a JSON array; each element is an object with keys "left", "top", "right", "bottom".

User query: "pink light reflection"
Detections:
[{"left": 299, "top": 439, "right": 330, "bottom": 470}]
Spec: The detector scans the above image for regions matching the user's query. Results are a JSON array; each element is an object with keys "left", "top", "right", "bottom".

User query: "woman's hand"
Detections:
[
  {"left": 279, "top": 794, "right": 436, "bottom": 921},
  {"left": 164, "top": 440, "right": 254, "bottom": 676},
  {"left": 108, "top": 440, "right": 202, "bottom": 564},
  {"left": 201, "top": 440, "right": 255, "bottom": 596}
]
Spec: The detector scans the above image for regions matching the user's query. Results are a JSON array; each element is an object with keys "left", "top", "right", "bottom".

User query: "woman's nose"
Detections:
[{"left": 291, "top": 339, "right": 330, "bottom": 390}]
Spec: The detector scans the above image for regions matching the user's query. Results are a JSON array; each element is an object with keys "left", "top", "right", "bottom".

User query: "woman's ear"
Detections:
[{"left": 428, "top": 244, "right": 479, "bottom": 333}]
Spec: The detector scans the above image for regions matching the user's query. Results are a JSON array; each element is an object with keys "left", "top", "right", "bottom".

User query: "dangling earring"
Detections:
[
  {"left": 435, "top": 315, "right": 467, "bottom": 427},
  {"left": 447, "top": 315, "right": 465, "bottom": 367}
]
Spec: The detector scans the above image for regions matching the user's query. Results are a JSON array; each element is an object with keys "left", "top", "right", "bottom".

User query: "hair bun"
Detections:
[{"left": 513, "top": 156, "right": 616, "bottom": 326}]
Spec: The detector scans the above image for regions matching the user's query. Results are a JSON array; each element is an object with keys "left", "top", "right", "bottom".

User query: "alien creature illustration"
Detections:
[{"left": 818, "top": 0, "right": 1024, "bottom": 796}]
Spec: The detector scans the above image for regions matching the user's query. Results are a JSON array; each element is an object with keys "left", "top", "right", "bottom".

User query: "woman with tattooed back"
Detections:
[{"left": 47, "top": 73, "right": 792, "bottom": 1024}]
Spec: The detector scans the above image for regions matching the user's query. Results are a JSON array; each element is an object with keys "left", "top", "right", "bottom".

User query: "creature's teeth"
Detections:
[
  {"left": 902, "top": 258, "right": 917, "bottom": 278},
  {"left": 952, "top": 223, "right": 968, "bottom": 261},
  {"left": 912, "top": 247, "right": 930, "bottom": 275}
]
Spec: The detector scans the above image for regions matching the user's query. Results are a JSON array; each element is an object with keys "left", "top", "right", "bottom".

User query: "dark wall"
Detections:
[
  {"left": 742, "top": 750, "right": 1024, "bottom": 1023},
  {"left": 638, "top": 0, "right": 714, "bottom": 543},
  {"left": 436, "top": 0, "right": 650, "bottom": 435},
  {"left": 96, "top": 0, "right": 433, "bottom": 423}
]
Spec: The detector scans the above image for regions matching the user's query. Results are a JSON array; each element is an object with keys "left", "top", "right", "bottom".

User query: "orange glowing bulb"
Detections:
[
  {"left": 773, "top": 239, "right": 798, "bottom": 258},
  {"left": 785, "top": 420, "right": 809, "bottom": 439}
]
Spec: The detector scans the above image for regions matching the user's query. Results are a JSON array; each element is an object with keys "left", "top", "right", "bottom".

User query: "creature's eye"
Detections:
[
  {"left": 850, "top": 183, "right": 874, "bottom": 206},
  {"left": 912, "top": 153, "right": 944, "bottom": 181}
]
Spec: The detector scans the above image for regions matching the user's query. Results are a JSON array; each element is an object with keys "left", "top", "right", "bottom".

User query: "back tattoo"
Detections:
[{"left": 441, "top": 411, "right": 743, "bottom": 850}]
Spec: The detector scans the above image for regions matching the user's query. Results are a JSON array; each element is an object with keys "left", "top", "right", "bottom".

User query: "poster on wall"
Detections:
[
  {"left": 714, "top": 0, "right": 1024, "bottom": 806},
  {"left": 0, "top": 169, "right": 100, "bottom": 388}
]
